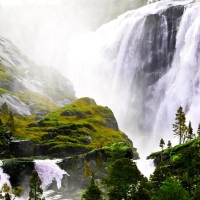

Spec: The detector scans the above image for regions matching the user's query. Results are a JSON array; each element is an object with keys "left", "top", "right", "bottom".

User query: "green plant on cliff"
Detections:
[
  {"left": 151, "top": 177, "right": 192, "bottom": 200},
  {"left": 102, "top": 144, "right": 144, "bottom": 200},
  {"left": 159, "top": 138, "right": 165, "bottom": 152},
  {"left": 0, "top": 183, "right": 23, "bottom": 200},
  {"left": 28, "top": 170, "right": 44, "bottom": 200},
  {"left": 172, "top": 106, "right": 187, "bottom": 144},
  {"left": 81, "top": 173, "right": 103, "bottom": 200},
  {"left": 83, "top": 160, "right": 92, "bottom": 178}
]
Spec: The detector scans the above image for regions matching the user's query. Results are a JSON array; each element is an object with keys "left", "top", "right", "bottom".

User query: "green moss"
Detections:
[
  {"left": 0, "top": 97, "right": 134, "bottom": 155},
  {"left": 0, "top": 88, "right": 12, "bottom": 96},
  {"left": 15, "top": 90, "right": 58, "bottom": 112}
]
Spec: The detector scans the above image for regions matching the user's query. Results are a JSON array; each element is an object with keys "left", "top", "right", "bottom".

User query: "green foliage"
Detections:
[
  {"left": 103, "top": 142, "right": 131, "bottom": 161},
  {"left": 172, "top": 106, "right": 187, "bottom": 144},
  {"left": 28, "top": 170, "right": 44, "bottom": 200},
  {"left": 83, "top": 160, "right": 92, "bottom": 178},
  {"left": 15, "top": 90, "right": 58, "bottom": 113},
  {"left": 159, "top": 138, "right": 165, "bottom": 151},
  {"left": 1, "top": 103, "right": 10, "bottom": 116},
  {"left": 0, "top": 88, "right": 12, "bottom": 96},
  {"left": 0, "top": 183, "right": 23, "bottom": 200},
  {"left": 81, "top": 174, "right": 103, "bottom": 200},
  {"left": 167, "top": 140, "right": 172, "bottom": 148},
  {"left": 103, "top": 158, "right": 142, "bottom": 200},
  {"left": 95, "top": 152, "right": 105, "bottom": 174},
  {"left": 151, "top": 177, "right": 192, "bottom": 200}
]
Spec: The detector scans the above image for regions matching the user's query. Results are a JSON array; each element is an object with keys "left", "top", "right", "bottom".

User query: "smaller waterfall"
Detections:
[
  {"left": 135, "top": 159, "right": 155, "bottom": 179},
  {"left": 34, "top": 159, "right": 68, "bottom": 190},
  {"left": 0, "top": 161, "right": 11, "bottom": 188}
]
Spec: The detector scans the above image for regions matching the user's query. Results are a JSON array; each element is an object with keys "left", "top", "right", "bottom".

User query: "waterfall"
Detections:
[
  {"left": 66, "top": 0, "right": 200, "bottom": 156},
  {"left": 34, "top": 159, "right": 68, "bottom": 190},
  {"left": 135, "top": 159, "right": 155, "bottom": 179},
  {"left": 0, "top": 161, "right": 10, "bottom": 188}
]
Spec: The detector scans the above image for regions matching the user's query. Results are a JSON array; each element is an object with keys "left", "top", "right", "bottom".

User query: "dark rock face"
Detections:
[
  {"left": 10, "top": 140, "right": 34, "bottom": 157},
  {"left": 33, "top": 144, "right": 89, "bottom": 158}
]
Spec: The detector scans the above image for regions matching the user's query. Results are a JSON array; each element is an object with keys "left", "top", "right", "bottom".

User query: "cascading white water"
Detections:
[
  {"left": 34, "top": 159, "right": 68, "bottom": 190},
  {"left": 0, "top": 161, "right": 11, "bottom": 188},
  {"left": 65, "top": 0, "right": 200, "bottom": 157},
  {"left": 135, "top": 159, "right": 155, "bottom": 179}
]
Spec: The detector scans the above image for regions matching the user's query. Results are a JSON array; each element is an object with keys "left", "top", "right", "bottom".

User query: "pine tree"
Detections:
[
  {"left": 197, "top": 124, "right": 200, "bottom": 137},
  {"left": 1, "top": 103, "right": 10, "bottom": 116},
  {"left": 81, "top": 173, "right": 103, "bottom": 200},
  {"left": 167, "top": 140, "right": 172, "bottom": 148},
  {"left": 28, "top": 170, "right": 44, "bottom": 200},
  {"left": 159, "top": 138, "right": 165, "bottom": 151},
  {"left": 172, "top": 106, "right": 187, "bottom": 144},
  {"left": 83, "top": 160, "right": 92, "bottom": 178},
  {"left": 95, "top": 152, "right": 104, "bottom": 174},
  {"left": 103, "top": 158, "right": 142, "bottom": 200},
  {"left": 187, "top": 121, "right": 194, "bottom": 141}
]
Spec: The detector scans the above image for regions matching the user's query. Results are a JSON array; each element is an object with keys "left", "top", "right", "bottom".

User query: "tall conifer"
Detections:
[
  {"left": 172, "top": 106, "right": 187, "bottom": 144},
  {"left": 28, "top": 170, "right": 44, "bottom": 200}
]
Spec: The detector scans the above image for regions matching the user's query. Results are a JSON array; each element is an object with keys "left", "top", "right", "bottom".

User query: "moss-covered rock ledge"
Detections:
[
  {"left": 0, "top": 97, "right": 136, "bottom": 158},
  {"left": 147, "top": 137, "right": 200, "bottom": 166}
]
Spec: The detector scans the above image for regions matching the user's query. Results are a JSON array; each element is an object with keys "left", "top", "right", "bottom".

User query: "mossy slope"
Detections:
[{"left": 0, "top": 97, "right": 135, "bottom": 158}]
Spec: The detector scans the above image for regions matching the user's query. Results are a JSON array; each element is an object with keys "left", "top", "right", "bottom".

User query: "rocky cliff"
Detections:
[{"left": 0, "top": 36, "right": 76, "bottom": 116}]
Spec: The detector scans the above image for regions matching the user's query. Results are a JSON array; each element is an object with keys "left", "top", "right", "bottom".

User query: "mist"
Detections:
[{"left": 0, "top": 0, "right": 144, "bottom": 69}]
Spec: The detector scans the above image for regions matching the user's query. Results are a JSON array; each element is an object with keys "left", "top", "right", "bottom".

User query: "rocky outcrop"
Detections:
[
  {"left": 0, "top": 94, "right": 31, "bottom": 116},
  {"left": 0, "top": 36, "right": 76, "bottom": 116}
]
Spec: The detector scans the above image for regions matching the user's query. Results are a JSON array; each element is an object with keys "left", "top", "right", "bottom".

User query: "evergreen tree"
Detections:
[
  {"left": 1, "top": 103, "right": 9, "bottom": 116},
  {"left": 187, "top": 121, "right": 194, "bottom": 141},
  {"left": 197, "top": 124, "right": 200, "bottom": 137},
  {"left": 151, "top": 177, "right": 192, "bottom": 200},
  {"left": 167, "top": 140, "right": 172, "bottom": 148},
  {"left": 159, "top": 138, "right": 165, "bottom": 151},
  {"left": 95, "top": 152, "right": 104, "bottom": 174},
  {"left": 28, "top": 170, "right": 44, "bottom": 200},
  {"left": 83, "top": 160, "right": 92, "bottom": 178},
  {"left": 81, "top": 173, "right": 103, "bottom": 200},
  {"left": 172, "top": 106, "right": 187, "bottom": 144},
  {"left": 103, "top": 158, "right": 141, "bottom": 200}
]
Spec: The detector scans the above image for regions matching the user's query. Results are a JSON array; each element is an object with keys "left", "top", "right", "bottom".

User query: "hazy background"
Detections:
[{"left": 0, "top": 0, "right": 145, "bottom": 70}]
